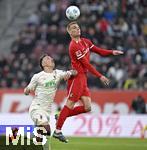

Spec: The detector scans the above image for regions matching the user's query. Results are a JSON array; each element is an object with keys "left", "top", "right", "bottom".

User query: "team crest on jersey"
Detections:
[{"left": 75, "top": 50, "right": 82, "bottom": 57}]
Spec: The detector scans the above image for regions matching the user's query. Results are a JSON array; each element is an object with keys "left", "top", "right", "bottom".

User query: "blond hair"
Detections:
[{"left": 66, "top": 21, "right": 78, "bottom": 33}]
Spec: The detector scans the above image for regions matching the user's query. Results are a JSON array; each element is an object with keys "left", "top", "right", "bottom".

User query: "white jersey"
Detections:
[{"left": 27, "top": 69, "right": 68, "bottom": 114}]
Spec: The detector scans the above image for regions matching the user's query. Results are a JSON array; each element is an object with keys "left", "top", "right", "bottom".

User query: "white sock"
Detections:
[{"left": 55, "top": 129, "right": 61, "bottom": 133}]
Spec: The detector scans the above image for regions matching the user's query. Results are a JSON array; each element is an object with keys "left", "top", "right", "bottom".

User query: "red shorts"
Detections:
[{"left": 67, "top": 73, "right": 90, "bottom": 102}]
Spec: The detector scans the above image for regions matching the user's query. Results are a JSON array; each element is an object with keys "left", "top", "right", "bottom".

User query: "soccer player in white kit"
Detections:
[{"left": 24, "top": 54, "right": 77, "bottom": 149}]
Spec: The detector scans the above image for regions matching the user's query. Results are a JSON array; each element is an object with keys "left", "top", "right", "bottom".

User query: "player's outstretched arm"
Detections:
[
  {"left": 91, "top": 45, "right": 113, "bottom": 56},
  {"left": 85, "top": 38, "right": 124, "bottom": 56},
  {"left": 91, "top": 46, "right": 124, "bottom": 56}
]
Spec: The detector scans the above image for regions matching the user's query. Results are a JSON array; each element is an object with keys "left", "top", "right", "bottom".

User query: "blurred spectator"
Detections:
[
  {"left": 131, "top": 95, "right": 146, "bottom": 114},
  {"left": 27, "top": 11, "right": 40, "bottom": 26}
]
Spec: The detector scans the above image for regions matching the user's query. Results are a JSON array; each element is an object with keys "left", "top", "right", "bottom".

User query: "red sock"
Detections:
[
  {"left": 68, "top": 106, "right": 86, "bottom": 117},
  {"left": 56, "top": 106, "right": 71, "bottom": 130}
]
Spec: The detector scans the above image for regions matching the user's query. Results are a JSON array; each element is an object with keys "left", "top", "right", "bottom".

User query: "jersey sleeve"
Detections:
[
  {"left": 84, "top": 38, "right": 113, "bottom": 56},
  {"left": 56, "top": 69, "right": 68, "bottom": 80},
  {"left": 91, "top": 45, "right": 113, "bottom": 56},
  {"left": 78, "top": 57, "right": 102, "bottom": 78},
  {"left": 27, "top": 74, "right": 38, "bottom": 91}
]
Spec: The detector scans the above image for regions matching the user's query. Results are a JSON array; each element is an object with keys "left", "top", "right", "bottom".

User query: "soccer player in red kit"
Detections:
[{"left": 53, "top": 22, "right": 124, "bottom": 142}]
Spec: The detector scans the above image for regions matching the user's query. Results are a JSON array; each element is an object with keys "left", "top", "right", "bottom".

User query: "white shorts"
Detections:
[{"left": 30, "top": 109, "right": 50, "bottom": 125}]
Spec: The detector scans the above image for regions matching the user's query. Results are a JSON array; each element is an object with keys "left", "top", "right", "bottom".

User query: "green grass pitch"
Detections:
[{"left": 0, "top": 136, "right": 146, "bottom": 150}]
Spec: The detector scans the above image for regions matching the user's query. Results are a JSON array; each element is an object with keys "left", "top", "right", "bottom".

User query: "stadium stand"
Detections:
[{"left": 0, "top": 0, "right": 147, "bottom": 89}]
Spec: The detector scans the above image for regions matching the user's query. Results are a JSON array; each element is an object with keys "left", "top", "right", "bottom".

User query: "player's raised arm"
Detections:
[
  {"left": 91, "top": 46, "right": 124, "bottom": 56},
  {"left": 91, "top": 45, "right": 113, "bottom": 56},
  {"left": 24, "top": 74, "right": 38, "bottom": 95},
  {"left": 85, "top": 38, "right": 124, "bottom": 56}
]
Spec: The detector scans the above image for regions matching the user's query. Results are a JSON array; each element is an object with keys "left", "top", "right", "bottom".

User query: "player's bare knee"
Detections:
[
  {"left": 85, "top": 106, "right": 91, "bottom": 112},
  {"left": 66, "top": 99, "right": 75, "bottom": 109}
]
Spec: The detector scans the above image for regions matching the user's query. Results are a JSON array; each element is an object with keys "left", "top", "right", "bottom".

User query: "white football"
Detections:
[{"left": 66, "top": 6, "right": 80, "bottom": 20}]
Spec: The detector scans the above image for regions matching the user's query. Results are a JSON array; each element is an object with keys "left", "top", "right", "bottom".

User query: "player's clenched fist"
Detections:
[{"left": 70, "top": 70, "right": 78, "bottom": 76}]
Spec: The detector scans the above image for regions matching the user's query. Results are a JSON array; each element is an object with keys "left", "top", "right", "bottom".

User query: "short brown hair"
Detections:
[{"left": 67, "top": 21, "right": 78, "bottom": 32}]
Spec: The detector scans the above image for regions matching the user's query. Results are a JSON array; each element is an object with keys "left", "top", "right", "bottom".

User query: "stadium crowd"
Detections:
[{"left": 0, "top": 0, "right": 147, "bottom": 89}]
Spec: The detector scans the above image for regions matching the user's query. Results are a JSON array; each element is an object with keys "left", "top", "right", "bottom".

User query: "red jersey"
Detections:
[{"left": 69, "top": 38, "right": 113, "bottom": 78}]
